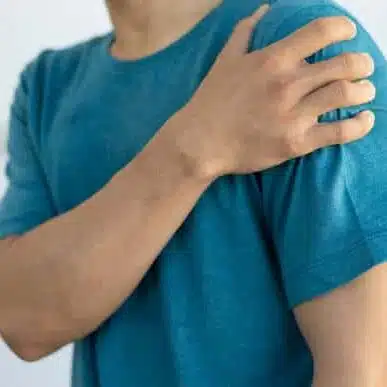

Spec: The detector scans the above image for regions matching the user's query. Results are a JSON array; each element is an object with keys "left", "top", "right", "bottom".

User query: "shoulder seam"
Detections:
[{"left": 269, "top": 2, "right": 350, "bottom": 44}]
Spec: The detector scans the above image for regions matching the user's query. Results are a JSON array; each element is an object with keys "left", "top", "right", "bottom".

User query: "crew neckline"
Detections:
[{"left": 101, "top": 0, "right": 227, "bottom": 69}]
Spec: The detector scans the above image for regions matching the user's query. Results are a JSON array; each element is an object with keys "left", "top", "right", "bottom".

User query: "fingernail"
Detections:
[
  {"left": 358, "top": 80, "right": 376, "bottom": 99},
  {"left": 357, "top": 79, "right": 374, "bottom": 89},
  {"left": 260, "top": 3, "right": 270, "bottom": 11},
  {"left": 349, "top": 19, "right": 357, "bottom": 38},
  {"left": 364, "top": 110, "right": 375, "bottom": 125},
  {"left": 254, "top": 3, "right": 270, "bottom": 17},
  {"left": 361, "top": 53, "right": 375, "bottom": 74},
  {"left": 361, "top": 52, "right": 373, "bottom": 61}
]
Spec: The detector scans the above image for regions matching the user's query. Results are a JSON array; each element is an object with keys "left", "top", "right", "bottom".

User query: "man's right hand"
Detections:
[{"left": 179, "top": 4, "right": 376, "bottom": 178}]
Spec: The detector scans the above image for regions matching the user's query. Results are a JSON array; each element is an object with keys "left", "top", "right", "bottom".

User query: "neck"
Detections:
[{"left": 106, "top": 0, "right": 223, "bottom": 60}]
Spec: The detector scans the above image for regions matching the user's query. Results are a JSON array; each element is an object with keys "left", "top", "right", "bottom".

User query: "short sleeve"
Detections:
[
  {"left": 252, "top": 1, "right": 387, "bottom": 308},
  {"left": 0, "top": 62, "right": 56, "bottom": 239}
]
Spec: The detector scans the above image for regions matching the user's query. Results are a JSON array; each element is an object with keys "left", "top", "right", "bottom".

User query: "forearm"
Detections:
[
  {"left": 0, "top": 109, "right": 213, "bottom": 360},
  {"left": 312, "top": 351, "right": 386, "bottom": 387},
  {"left": 313, "top": 369, "right": 386, "bottom": 387}
]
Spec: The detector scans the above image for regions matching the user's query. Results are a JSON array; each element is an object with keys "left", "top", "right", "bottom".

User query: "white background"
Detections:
[
  {"left": 0, "top": 1, "right": 386, "bottom": 386},
  {"left": 0, "top": 2, "right": 110, "bottom": 387}
]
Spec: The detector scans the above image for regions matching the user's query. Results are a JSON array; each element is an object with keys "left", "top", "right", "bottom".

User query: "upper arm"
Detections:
[
  {"left": 0, "top": 238, "right": 19, "bottom": 267},
  {"left": 251, "top": 0, "right": 387, "bottom": 377},
  {"left": 252, "top": 0, "right": 387, "bottom": 307},
  {"left": 0, "top": 236, "right": 18, "bottom": 247},
  {"left": 294, "top": 264, "right": 387, "bottom": 384},
  {"left": 0, "top": 57, "right": 56, "bottom": 240}
]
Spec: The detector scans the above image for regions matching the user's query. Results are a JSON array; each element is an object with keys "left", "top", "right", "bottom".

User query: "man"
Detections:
[{"left": 0, "top": 0, "right": 385, "bottom": 386}]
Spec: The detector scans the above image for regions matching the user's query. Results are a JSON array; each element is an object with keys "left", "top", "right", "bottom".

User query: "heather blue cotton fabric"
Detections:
[{"left": 1, "top": 0, "right": 386, "bottom": 386}]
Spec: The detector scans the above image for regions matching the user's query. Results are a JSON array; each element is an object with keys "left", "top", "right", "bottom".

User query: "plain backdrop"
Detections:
[{"left": 0, "top": 1, "right": 386, "bottom": 386}]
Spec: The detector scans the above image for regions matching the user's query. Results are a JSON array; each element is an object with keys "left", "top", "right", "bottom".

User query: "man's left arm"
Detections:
[
  {"left": 252, "top": 1, "right": 387, "bottom": 384},
  {"left": 294, "top": 264, "right": 387, "bottom": 386}
]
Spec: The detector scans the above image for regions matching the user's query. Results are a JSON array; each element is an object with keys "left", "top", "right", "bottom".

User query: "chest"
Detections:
[
  {"left": 41, "top": 69, "right": 284, "bottom": 290},
  {"left": 41, "top": 56, "right": 221, "bottom": 214},
  {"left": 39, "top": 59, "right": 283, "bottom": 285},
  {"left": 38, "top": 51, "right": 303, "bottom": 383}
]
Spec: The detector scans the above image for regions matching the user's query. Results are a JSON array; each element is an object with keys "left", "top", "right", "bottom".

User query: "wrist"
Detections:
[{"left": 160, "top": 106, "right": 223, "bottom": 184}]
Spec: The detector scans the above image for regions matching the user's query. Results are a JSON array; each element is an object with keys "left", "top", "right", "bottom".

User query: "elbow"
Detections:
[
  {"left": 2, "top": 333, "right": 56, "bottom": 362},
  {"left": 1, "top": 302, "right": 88, "bottom": 362},
  {"left": 10, "top": 343, "right": 50, "bottom": 363},
  {"left": 0, "top": 314, "right": 70, "bottom": 362}
]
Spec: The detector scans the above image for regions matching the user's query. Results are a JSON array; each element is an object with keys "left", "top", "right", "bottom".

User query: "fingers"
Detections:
[
  {"left": 303, "top": 110, "right": 375, "bottom": 154},
  {"left": 301, "top": 79, "right": 376, "bottom": 117},
  {"left": 263, "top": 16, "right": 357, "bottom": 64},
  {"left": 292, "top": 52, "right": 374, "bottom": 100},
  {"left": 222, "top": 4, "right": 270, "bottom": 56}
]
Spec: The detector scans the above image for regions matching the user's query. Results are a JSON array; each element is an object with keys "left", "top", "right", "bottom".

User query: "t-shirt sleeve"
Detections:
[
  {"left": 251, "top": 0, "right": 387, "bottom": 308},
  {"left": 0, "top": 61, "right": 56, "bottom": 239}
]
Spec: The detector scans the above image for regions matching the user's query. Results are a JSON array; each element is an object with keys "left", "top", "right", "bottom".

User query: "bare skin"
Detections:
[
  {"left": 106, "top": 0, "right": 226, "bottom": 60},
  {"left": 0, "top": 3, "right": 375, "bottom": 362}
]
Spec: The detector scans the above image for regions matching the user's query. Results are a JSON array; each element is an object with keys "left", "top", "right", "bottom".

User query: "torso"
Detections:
[{"left": 27, "top": 0, "right": 314, "bottom": 385}]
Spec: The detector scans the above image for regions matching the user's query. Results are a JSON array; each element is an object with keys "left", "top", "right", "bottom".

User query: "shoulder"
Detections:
[
  {"left": 251, "top": 0, "right": 385, "bottom": 64},
  {"left": 11, "top": 34, "right": 110, "bottom": 147},
  {"left": 19, "top": 34, "right": 109, "bottom": 98},
  {"left": 250, "top": 0, "right": 387, "bottom": 123},
  {"left": 253, "top": 0, "right": 387, "bottom": 307}
]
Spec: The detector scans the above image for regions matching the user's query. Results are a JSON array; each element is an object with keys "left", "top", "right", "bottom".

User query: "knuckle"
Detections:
[
  {"left": 282, "top": 118, "right": 307, "bottom": 156},
  {"left": 312, "top": 16, "right": 355, "bottom": 41},
  {"left": 267, "top": 75, "right": 297, "bottom": 105},
  {"left": 333, "top": 113, "right": 373, "bottom": 144},
  {"left": 283, "top": 134, "right": 304, "bottom": 157},
  {"left": 334, "top": 122, "right": 349, "bottom": 143},
  {"left": 269, "top": 76, "right": 290, "bottom": 96},
  {"left": 312, "top": 18, "right": 336, "bottom": 40},
  {"left": 335, "top": 80, "right": 353, "bottom": 102},
  {"left": 341, "top": 52, "right": 374, "bottom": 77},
  {"left": 334, "top": 120, "right": 356, "bottom": 143},
  {"left": 261, "top": 52, "right": 285, "bottom": 71},
  {"left": 340, "top": 53, "right": 358, "bottom": 73},
  {"left": 329, "top": 121, "right": 349, "bottom": 144},
  {"left": 294, "top": 114, "right": 314, "bottom": 131}
]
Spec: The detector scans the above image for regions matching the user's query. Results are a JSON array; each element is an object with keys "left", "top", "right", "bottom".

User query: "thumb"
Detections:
[{"left": 223, "top": 4, "right": 270, "bottom": 57}]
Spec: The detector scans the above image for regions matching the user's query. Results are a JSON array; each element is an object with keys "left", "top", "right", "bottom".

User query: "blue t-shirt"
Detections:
[{"left": 1, "top": 0, "right": 387, "bottom": 386}]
